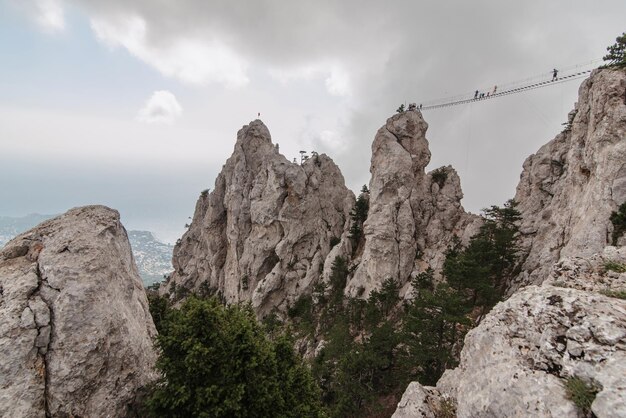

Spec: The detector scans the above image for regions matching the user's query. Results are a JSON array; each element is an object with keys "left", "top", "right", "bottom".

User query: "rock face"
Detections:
[
  {"left": 169, "top": 114, "right": 480, "bottom": 312},
  {"left": 512, "top": 68, "right": 626, "bottom": 291},
  {"left": 0, "top": 206, "right": 157, "bottom": 418},
  {"left": 394, "top": 247, "right": 626, "bottom": 418},
  {"left": 347, "top": 110, "right": 480, "bottom": 297},
  {"left": 168, "top": 120, "right": 354, "bottom": 314},
  {"left": 393, "top": 69, "right": 626, "bottom": 418}
]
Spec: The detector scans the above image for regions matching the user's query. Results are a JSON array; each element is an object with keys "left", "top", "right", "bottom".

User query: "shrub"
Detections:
[
  {"left": 564, "top": 376, "right": 599, "bottom": 415},
  {"left": 610, "top": 202, "right": 626, "bottom": 245},
  {"left": 604, "top": 260, "right": 626, "bottom": 273},
  {"left": 431, "top": 167, "right": 448, "bottom": 188},
  {"left": 329, "top": 236, "right": 341, "bottom": 248},
  {"left": 600, "top": 289, "right": 626, "bottom": 299}
]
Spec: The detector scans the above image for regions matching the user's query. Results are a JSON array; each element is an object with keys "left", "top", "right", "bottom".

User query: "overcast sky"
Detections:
[{"left": 1, "top": 0, "right": 625, "bottom": 243}]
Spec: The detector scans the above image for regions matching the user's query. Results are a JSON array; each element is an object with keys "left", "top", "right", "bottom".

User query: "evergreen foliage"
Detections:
[
  {"left": 145, "top": 296, "right": 324, "bottom": 418},
  {"left": 348, "top": 187, "right": 369, "bottom": 244},
  {"left": 147, "top": 292, "right": 170, "bottom": 333},
  {"left": 431, "top": 167, "right": 448, "bottom": 188},
  {"left": 396, "top": 104, "right": 405, "bottom": 113},
  {"left": 145, "top": 201, "right": 522, "bottom": 418},
  {"left": 402, "top": 281, "right": 471, "bottom": 385},
  {"left": 603, "top": 32, "right": 626, "bottom": 67},
  {"left": 444, "top": 199, "right": 521, "bottom": 310},
  {"left": 610, "top": 201, "right": 626, "bottom": 245}
]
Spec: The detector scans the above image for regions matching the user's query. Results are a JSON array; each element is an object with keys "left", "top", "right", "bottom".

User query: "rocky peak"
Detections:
[
  {"left": 347, "top": 110, "right": 479, "bottom": 298},
  {"left": 511, "top": 68, "right": 626, "bottom": 291},
  {"left": 168, "top": 120, "right": 355, "bottom": 315},
  {"left": 0, "top": 206, "right": 157, "bottom": 417}
]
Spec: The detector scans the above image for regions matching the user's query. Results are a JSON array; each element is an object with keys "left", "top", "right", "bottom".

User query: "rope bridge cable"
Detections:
[
  {"left": 417, "top": 58, "right": 602, "bottom": 108},
  {"left": 420, "top": 69, "right": 593, "bottom": 111}
]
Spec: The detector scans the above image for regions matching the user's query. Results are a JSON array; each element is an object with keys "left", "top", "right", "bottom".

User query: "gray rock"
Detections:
[
  {"left": 435, "top": 283, "right": 625, "bottom": 418},
  {"left": 0, "top": 206, "right": 157, "bottom": 418},
  {"left": 347, "top": 110, "right": 480, "bottom": 298},
  {"left": 391, "top": 382, "right": 447, "bottom": 418},
  {"left": 167, "top": 120, "right": 354, "bottom": 315},
  {"left": 512, "top": 68, "right": 626, "bottom": 291}
]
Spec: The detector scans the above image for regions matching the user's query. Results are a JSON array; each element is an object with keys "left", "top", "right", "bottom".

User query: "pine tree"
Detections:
[
  {"left": 402, "top": 282, "right": 471, "bottom": 385},
  {"left": 146, "top": 297, "right": 324, "bottom": 418},
  {"left": 604, "top": 32, "right": 626, "bottom": 67}
]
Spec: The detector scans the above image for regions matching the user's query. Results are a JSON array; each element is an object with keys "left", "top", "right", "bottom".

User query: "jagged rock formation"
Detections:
[
  {"left": 167, "top": 120, "right": 354, "bottom": 314},
  {"left": 512, "top": 68, "right": 626, "bottom": 291},
  {"left": 394, "top": 247, "right": 626, "bottom": 417},
  {"left": 169, "top": 114, "right": 481, "bottom": 312},
  {"left": 0, "top": 206, "right": 157, "bottom": 418},
  {"left": 394, "top": 68, "right": 626, "bottom": 418},
  {"left": 347, "top": 110, "right": 480, "bottom": 297}
]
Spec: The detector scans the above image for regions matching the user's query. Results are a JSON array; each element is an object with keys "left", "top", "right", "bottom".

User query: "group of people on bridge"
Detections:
[{"left": 472, "top": 68, "right": 559, "bottom": 101}]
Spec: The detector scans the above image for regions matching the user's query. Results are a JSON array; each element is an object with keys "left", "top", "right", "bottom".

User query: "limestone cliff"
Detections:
[
  {"left": 169, "top": 114, "right": 480, "bottom": 313},
  {"left": 393, "top": 247, "right": 626, "bottom": 418},
  {"left": 0, "top": 206, "right": 157, "bottom": 418},
  {"left": 346, "top": 111, "right": 480, "bottom": 298},
  {"left": 393, "top": 67, "right": 626, "bottom": 418},
  {"left": 512, "top": 68, "right": 626, "bottom": 291},
  {"left": 167, "top": 120, "right": 354, "bottom": 315}
]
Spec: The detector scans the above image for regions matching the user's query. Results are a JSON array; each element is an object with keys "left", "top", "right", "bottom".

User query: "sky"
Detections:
[{"left": 1, "top": 0, "right": 625, "bottom": 243}]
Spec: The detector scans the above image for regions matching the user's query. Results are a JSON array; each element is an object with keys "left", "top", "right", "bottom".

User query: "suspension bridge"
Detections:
[{"left": 417, "top": 59, "right": 602, "bottom": 111}]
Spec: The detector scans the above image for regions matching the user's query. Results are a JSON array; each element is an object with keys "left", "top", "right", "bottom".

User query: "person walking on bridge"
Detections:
[{"left": 552, "top": 68, "right": 558, "bottom": 81}]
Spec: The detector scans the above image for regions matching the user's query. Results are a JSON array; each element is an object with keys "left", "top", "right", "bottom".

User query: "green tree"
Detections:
[
  {"left": 146, "top": 296, "right": 324, "bottom": 418},
  {"left": 348, "top": 189, "right": 369, "bottom": 244},
  {"left": 402, "top": 282, "right": 471, "bottom": 385},
  {"left": 610, "top": 201, "right": 626, "bottom": 245},
  {"left": 443, "top": 199, "right": 521, "bottom": 309},
  {"left": 396, "top": 104, "right": 405, "bottom": 113},
  {"left": 147, "top": 291, "right": 170, "bottom": 333},
  {"left": 603, "top": 32, "right": 626, "bottom": 67},
  {"left": 329, "top": 256, "right": 349, "bottom": 305}
]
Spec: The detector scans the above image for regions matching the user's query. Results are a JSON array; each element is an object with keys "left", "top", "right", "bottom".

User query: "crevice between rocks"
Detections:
[{"left": 32, "top": 260, "right": 58, "bottom": 418}]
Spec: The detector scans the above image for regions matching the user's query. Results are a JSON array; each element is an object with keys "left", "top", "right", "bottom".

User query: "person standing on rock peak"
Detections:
[{"left": 474, "top": 90, "right": 479, "bottom": 99}]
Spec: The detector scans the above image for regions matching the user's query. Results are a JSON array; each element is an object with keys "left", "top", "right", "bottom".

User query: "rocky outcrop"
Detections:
[
  {"left": 0, "top": 206, "right": 157, "bottom": 418},
  {"left": 347, "top": 110, "right": 480, "bottom": 297},
  {"left": 167, "top": 120, "right": 354, "bottom": 314},
  {"left": 391, "top": 382, "right": 448, "bottom": 418},
  {"left": 169, "top": 113, "right": 482, "bottom": 310},
  {"left": 394, "top": 247, "right": 626, "bottom": 418},
  {"left": 512, "top": 68, "right": 626, "bottom": 291}
]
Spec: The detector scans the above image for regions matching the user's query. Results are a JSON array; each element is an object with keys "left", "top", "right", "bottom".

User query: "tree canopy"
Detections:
[
  {"left": 146, "top": 296, "right": 324, "bottom": 418},
  {"left": 603, "top": 32, "right": 626, "bottom": 67}
]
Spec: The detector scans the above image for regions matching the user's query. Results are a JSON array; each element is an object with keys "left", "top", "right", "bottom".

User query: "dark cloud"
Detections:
[{"left": 8, "top": 0, "right": 626, "bottom": 239}]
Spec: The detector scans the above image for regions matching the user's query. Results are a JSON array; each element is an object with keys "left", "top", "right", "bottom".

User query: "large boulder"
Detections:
[
  {"left": 394, "top": 247, "right": 626, "bottom": 418},
  {"left": 436, "top": 283, "right": 625, "bottom": 418},
  {"left": 0, "top": 206, "right": 157, "bottom": 418}
]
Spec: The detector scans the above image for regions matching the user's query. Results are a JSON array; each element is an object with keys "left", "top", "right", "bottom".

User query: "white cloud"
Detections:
[
  {"left": 137, "top": 90, "right": 183, "bottom": 125},
  {"left": 268, "top": 64, "right": 351, "bottom": 96},
  {"left": 90, "top": 15, "right": 249, "bottom": 88},
  {"left": 325, "top": 67, "right": 351, "bottom": 97},
  {"left": 319, "top": 130, "right": 347, "bottom": 152},
  {"left": 33, "top": 0, "right": 65, "bottom": 32}
]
